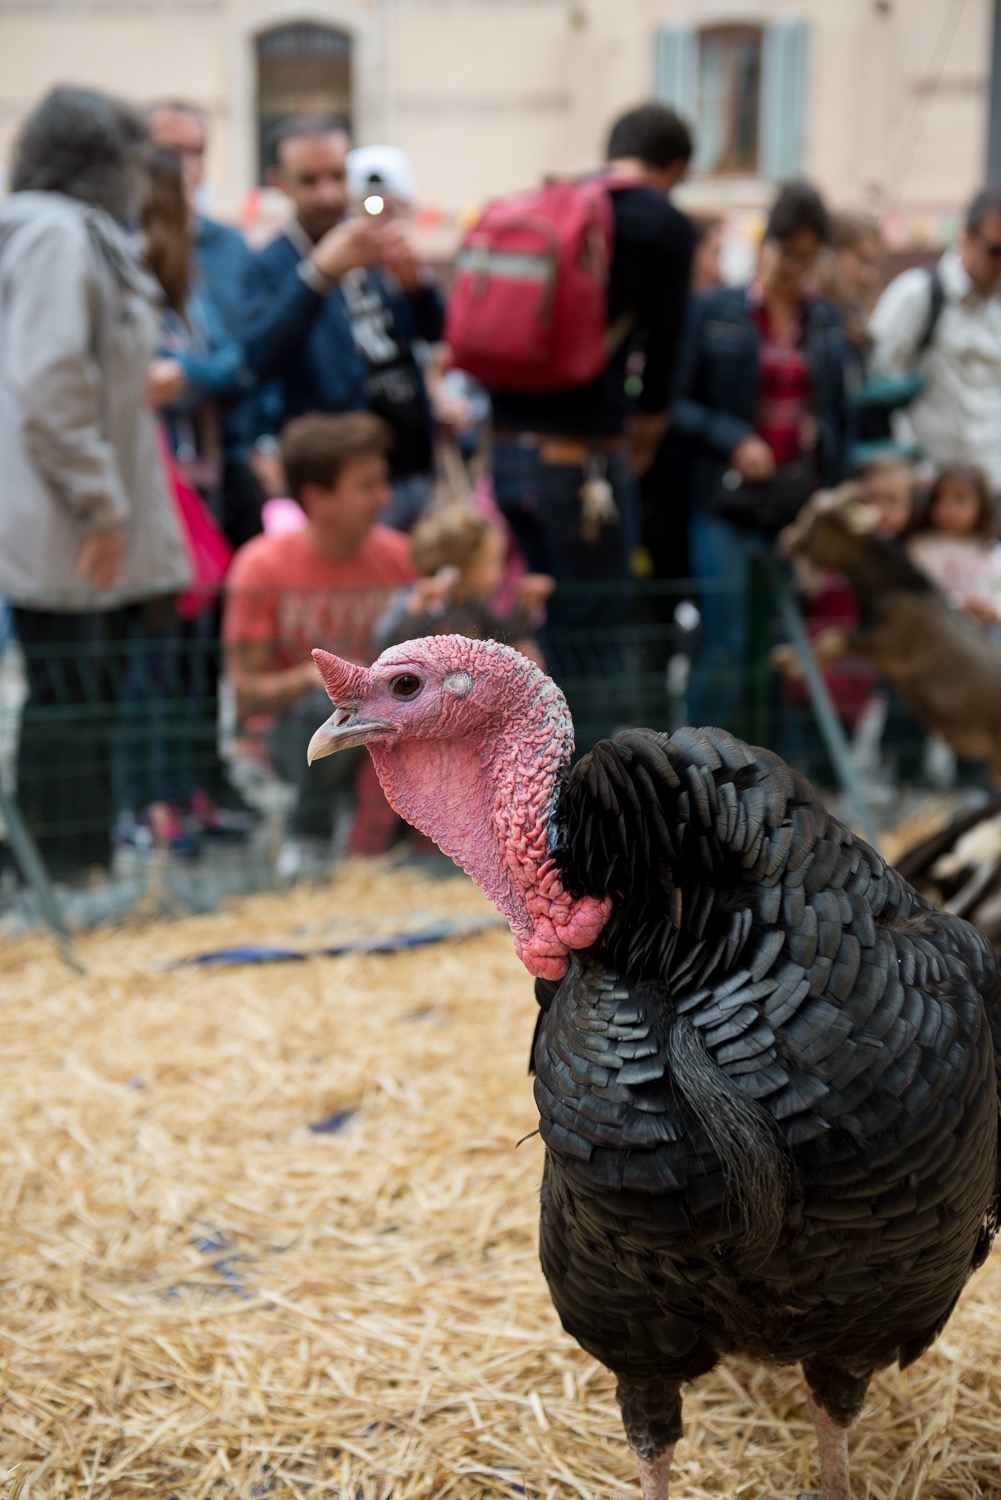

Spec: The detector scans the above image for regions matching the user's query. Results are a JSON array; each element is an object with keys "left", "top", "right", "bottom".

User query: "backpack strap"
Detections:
[{"left": 915, "top": 266, "right": 945, "bottom": 357}]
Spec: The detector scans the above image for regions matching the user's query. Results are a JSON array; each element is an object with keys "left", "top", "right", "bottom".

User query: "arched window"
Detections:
[{"left": 256, "top": 22, "right": 353, "bottom": 181}]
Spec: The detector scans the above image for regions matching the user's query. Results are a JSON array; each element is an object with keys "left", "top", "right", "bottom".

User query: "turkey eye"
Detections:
[{"left": 390, "top": 673, "right": 422, "bottom": 700}]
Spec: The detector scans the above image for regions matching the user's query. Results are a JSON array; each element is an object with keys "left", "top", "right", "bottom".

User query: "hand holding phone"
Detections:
[
  {"left": 310, "top": 217, "right": 382, "bottom": 283},
  {"left": 378, "top": 222, "right": 425, "bottom": 292}
]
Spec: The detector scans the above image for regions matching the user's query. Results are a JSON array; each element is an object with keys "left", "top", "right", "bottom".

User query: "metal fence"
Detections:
[{"left": 0, "top": 576, "right": 946, "bottom": 938}]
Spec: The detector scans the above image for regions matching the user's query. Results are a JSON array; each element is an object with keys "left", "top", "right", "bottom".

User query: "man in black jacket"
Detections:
[
  {"left": 489, "top": 103, "right": 694, "bottom": 740},
  {"left": 239, "top": 121, "right": 444, "bottom": 531}
]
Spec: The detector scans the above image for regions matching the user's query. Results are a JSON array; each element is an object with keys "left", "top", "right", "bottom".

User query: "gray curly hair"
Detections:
[{"left": 10, "top": 85, "right": 149, "bottom": 221}]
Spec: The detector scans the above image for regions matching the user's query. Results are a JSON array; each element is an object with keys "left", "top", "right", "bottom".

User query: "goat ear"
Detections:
[{"left": 816, "top": 482, "right": 862, "bottom": 514}]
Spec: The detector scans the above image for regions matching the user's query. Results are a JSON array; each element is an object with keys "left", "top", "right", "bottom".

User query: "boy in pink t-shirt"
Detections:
[{"left": 224, "top": 413, "right": 416, "bottom": 859}]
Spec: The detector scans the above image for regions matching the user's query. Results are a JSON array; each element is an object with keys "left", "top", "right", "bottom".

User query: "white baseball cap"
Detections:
[{"left": 346, "top": 145, "right": 418, "bottom": 207}]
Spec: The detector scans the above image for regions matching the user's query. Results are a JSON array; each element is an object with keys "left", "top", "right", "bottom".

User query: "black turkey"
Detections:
[{"left": 307, "top": 635, "right": 1001, "bottom": 1500}]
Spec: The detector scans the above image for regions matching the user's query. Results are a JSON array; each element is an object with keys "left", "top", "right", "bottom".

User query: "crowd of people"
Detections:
[{"left": 2, "top": 80, "right": 1000, "bottom": 885}]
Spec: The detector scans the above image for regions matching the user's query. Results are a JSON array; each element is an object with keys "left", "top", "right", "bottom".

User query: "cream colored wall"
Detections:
[
  {"left": 794, "top": 0, "right": 990, "bottom": 212},
  {"left": 0, "top": 0, "right": 992, "bottom": 222},
  {"left": 612, "top": 0, "right": 988, "bottom": 214},
  {"left": 224, "top": 0, "right": 383, "bottom": 210},
  {"left": 392, "top": 0, "right": 585, "bottom": 210},
  {"left": 0, "top": 6, "right": 227, "bottom": 202},
  {"left": 388, "top": 0, "right": 991, "bottom": 215}
]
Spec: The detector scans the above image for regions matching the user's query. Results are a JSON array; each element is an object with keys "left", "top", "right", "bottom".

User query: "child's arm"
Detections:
[
  {"left": 483, "top": 576, "right": 555, "bottom": 661},
  {"left": 492, "top": 573, "right": 556, "bottom": 645},
  {"left": 373, "top": 586, "right": 420, "bottom": 653},
  {"left": 226, "top": 640, "right": 323, "bottom": 719},
  {"left": 373, "top": 569, "right": 462, "bottom": 651},
  {"left": 516, "top": 573, "right": 556, "bottom": 613}
]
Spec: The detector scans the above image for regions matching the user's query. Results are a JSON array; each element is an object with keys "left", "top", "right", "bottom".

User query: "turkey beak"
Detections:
[{"left": 307, "top": 706, "right": 396, "bottom": 763}]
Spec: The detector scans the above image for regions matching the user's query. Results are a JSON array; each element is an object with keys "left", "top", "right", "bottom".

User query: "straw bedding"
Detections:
[{"left": 1, "top": 860, "right": 1000, "bottom": 1498}]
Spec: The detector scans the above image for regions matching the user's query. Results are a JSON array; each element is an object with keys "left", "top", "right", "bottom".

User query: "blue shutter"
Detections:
[
  {"left": 654, "top": 25, "right": 698, "bottom": 125},
  {"left": 759, "top": 20, "right": 809, "bottom": 180}
]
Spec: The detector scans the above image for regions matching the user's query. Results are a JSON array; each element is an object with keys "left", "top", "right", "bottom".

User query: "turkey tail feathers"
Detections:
[{"left": 668, "top": 1016, "right": 789, "bottom": 1257}]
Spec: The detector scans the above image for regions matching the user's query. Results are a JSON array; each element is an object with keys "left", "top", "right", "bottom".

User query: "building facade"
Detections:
[{"left": 0, "top": 0, "right": 991, "bottom": 240}]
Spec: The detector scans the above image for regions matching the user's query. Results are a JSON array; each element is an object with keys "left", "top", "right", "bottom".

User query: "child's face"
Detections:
[
  {"left": 929, "top": 478, "right": 983, "bottom": 538},
  {"left": 461, "top": 527, "right": 507, "bottom": 599},
  {"left": 862, "top": 471, "right": 913, "bottom": 539}
]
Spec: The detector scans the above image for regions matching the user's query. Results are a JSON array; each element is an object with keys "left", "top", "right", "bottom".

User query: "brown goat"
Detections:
[{"left": 779, "top": 483, "right": 1001, "bottom": 780}]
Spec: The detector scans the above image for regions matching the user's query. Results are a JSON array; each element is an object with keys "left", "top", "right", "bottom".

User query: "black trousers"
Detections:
[
  {"left": 11, "top": 605, "right": 132, "bottom": 881},
  {"left": 115, "top": 602, "right": 228, "bottom": 814}
]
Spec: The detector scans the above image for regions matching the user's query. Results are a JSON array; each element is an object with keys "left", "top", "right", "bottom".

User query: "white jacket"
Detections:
[
  {"left": 0, "top": 192, "right": 191, "bottom": 609},
  {"left": 869, "top": 247, "right": 1001, "bottom": 493}
]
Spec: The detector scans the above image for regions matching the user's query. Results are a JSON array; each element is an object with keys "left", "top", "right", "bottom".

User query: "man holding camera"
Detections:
[{"left": 240, "top": 122, "right": 443, "bottom": 528}]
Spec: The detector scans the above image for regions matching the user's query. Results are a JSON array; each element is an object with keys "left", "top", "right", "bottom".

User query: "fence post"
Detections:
[
  {"left": 768, "top": 557, "right": 880, "bottom": 849},
  {"left": 745, "top": 555, "right": 772, "bottom": 746}
]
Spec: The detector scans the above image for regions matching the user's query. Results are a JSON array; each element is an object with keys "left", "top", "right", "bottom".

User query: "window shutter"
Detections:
[
  {"left": 654, "top": 25, "right": 698, "bottom": 125},
  {"left": 759, "top": 20, "right": 808, "bottom": 180}
]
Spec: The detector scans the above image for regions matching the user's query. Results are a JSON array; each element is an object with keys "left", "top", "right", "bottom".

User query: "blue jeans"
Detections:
[
  {"left": 688, "top": 512, "right": 774, "bottom": 736},
  {"left": 492, "top": 440, "right": 639, "bottom": 744},
  {"left": 492, "top": 440, "right": 636, "bottom": 584}
]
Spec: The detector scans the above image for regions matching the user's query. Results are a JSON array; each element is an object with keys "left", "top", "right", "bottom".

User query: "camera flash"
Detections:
[{"left": 363, "top": 194, "right": 385, "bottom": 216}]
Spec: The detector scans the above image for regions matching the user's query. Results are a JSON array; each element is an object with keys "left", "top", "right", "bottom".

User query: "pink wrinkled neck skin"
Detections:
[{"left": 366, "top": 645, "right": 611, "bottom": 979}]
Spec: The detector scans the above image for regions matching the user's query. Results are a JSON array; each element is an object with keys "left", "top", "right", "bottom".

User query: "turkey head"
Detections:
[{"left": 307, "top": 636, "right": 612, "bottom": 978}]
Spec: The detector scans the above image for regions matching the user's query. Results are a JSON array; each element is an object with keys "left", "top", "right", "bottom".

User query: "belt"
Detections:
[{"left": 494, "top": 431, "right": 629, "bottom": 465}]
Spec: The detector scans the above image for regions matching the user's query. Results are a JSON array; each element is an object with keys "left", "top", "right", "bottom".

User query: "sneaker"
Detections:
[
  {"left": 147, "top": 802, "right": 201, "bottom": 859},
  {"left": 114, "top": 811, "right": 156, "bottom": 857}
]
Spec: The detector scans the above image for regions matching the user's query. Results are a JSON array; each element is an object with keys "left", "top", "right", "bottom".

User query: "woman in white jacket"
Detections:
[{"left": 0, "top": 86, "right": 191, "bottom": 881}]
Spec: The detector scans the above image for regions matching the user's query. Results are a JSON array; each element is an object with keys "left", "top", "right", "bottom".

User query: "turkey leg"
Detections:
[
  {"left": 616, "top": 1375, "right": 680, "bottom": 1500},
  {"left": 804, "top": 1393, "right": 852, "bottom": 1500},
  {"left": 636, "top": 1448, "right": 673, "bottom": 1499}
]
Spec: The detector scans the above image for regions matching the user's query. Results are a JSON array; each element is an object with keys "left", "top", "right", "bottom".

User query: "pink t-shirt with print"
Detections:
[{"left": 224, "top": 525, "right": 418, "bottom": 670}]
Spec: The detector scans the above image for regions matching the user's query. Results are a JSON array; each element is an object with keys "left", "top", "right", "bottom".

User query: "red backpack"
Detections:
[{"left": 444, "top": 177, "right": 617, "bottom": 394}]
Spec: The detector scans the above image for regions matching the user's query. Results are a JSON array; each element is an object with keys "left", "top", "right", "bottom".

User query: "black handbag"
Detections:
[{"left": 711, "top": 458, "right": 816, "bottom": 529}]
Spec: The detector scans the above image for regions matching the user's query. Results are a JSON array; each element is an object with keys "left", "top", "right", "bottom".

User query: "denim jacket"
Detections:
[
  {"left": 239, "top": 226, "right": 444, "bottom": 474},
  {"left": 672, "top": 286, "right": 853, "bottom": 513}
]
